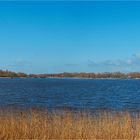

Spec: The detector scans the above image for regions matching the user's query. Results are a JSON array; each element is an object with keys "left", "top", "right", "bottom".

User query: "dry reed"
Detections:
[{"left": 0, "top": 109, "right": 140, "bottom": 139}]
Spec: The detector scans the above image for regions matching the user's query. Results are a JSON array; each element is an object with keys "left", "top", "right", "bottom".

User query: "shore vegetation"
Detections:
[
  {"left": 0, "top": 109, "right": 140, "bottom": 139},
  {"left": 1, "top": 70, "right": 140, "bottom": 79}
]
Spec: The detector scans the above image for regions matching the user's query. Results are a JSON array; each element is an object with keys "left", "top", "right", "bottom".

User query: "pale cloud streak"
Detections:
[
  {"left": 2, "top": 59, "right": 32, "bottom": 70},
  {"left": 88, "top": 53, "right": 140, "bottom": 72}
]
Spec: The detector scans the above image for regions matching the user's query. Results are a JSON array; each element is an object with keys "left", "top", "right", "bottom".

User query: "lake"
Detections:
[{"left": 0, "top": 78, "right": 140, "bottom": 111}]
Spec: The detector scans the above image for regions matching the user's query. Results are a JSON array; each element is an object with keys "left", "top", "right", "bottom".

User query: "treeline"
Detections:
[
  {"left": 35, "top": 72, "right": 140, "bottom": 79},
  {"left": 1, "top": 70, "right": 140, "bottom": 79},
  {"left": 0, "top": 70, "right": 28, "bottom": 78}
]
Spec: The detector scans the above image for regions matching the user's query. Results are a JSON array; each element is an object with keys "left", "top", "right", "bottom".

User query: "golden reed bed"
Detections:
[{"left": 0, "top": 109, "right": 140, "bottom": 139}]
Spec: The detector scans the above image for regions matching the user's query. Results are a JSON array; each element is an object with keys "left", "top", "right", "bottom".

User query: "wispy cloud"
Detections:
[
  {"left": 88, "top": 53, "right": 140, "bottom": 72},
  {"left": 64, "top": 63, "right": 79, "bottom": 66},
  {"left": 3, "top": 59, "right": 32, "bottom": 69},
  {"left": 14, "top": 59, "right": 31, "bottom": 67}
]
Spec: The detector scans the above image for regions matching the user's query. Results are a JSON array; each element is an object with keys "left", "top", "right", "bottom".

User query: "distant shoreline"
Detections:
[
  {"left": 1, "top": 70, "right": 140, "bottom": 79},
  {"left": 0, "top": 76, "right": 140, "bottom": 80}
]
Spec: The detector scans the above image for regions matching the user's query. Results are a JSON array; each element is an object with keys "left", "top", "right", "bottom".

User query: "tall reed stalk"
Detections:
[{"left": 0, "top": 109, "right": 140, "bottom": 139}]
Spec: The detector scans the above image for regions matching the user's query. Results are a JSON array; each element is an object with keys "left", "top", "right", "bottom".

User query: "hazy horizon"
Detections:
[{"left": 1, "top": 1, "right": 140, "bottom": 74}]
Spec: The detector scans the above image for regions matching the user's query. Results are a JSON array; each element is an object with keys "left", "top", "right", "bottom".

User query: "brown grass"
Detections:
[{"left": 0, "top": 109, "right": 140, "bottom": 139}]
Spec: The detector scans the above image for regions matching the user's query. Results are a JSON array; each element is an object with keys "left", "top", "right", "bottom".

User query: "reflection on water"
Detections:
[{"left": 0, "top": 78, "right": 140, "bottom": 111}]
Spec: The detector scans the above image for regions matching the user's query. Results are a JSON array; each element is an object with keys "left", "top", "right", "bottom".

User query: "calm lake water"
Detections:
[{"left": 0, "top": 78, "right": 140, "bottom": 111}]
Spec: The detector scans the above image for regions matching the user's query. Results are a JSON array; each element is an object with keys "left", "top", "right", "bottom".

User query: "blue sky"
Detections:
[{"left": 1, "top": 1, "right": 140, "bottom": 73}]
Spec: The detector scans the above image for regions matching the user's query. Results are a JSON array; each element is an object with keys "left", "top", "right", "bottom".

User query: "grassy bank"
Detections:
[{"left": 0, "top": 109, "right": 140, "bottom": 139}]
